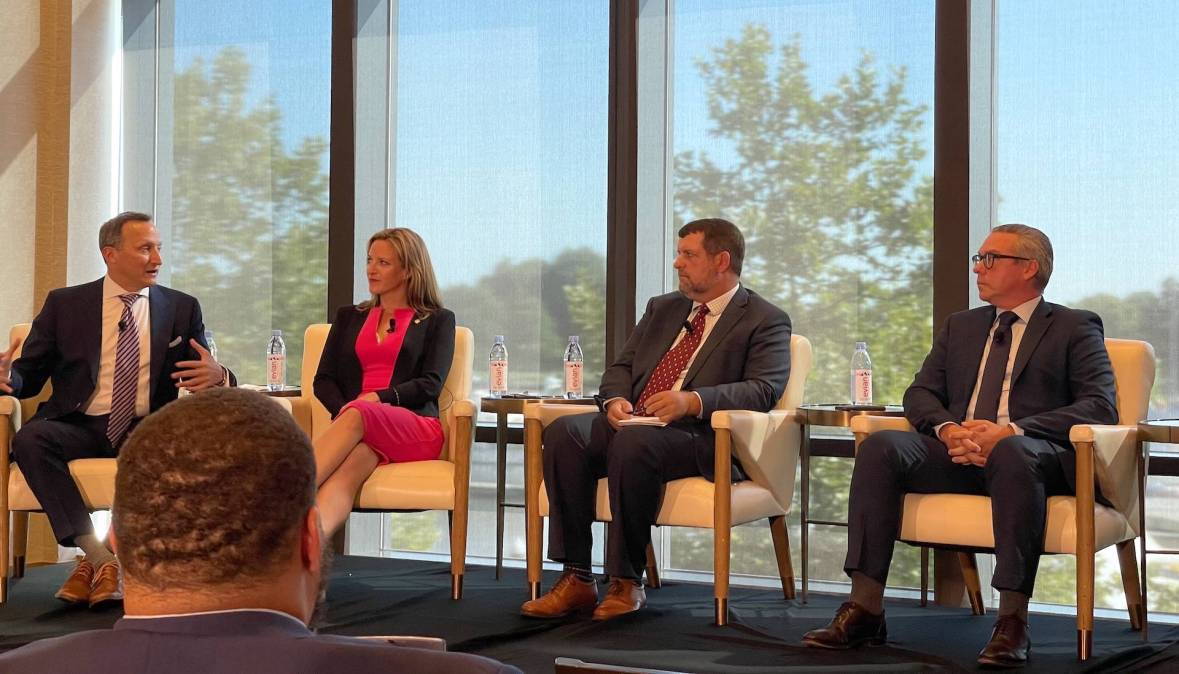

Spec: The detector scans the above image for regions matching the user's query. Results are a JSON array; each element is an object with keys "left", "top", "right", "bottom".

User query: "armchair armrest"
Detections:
[
  {"left": 451, "top": 399, "right": 476, "bottom": 418},
  {"left": 1070, "top": 424, "right": 1142, "bottom": 533},
  {"left": 0, "top": 396, "right": 22, "bottom": 435},
  {"left": 524, "top": 401, "right": 599, "bottom": 425},
  {"left": 712, "top": 409, "right": 802, "bottom": 511},
  {"left": 849, "top": 415, "right": 914, "bottom": 454}
]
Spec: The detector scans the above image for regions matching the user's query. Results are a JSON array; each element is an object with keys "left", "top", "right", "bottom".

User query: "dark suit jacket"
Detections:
[
  {"left": 0, "top": 610, "right": 521, "bottom": 674},
  {"left": 601, "top": 287, "right": 792, "bottom": 479},
  {"left": 8, "top": 278, "right": 232, "bottom": 421},
  {"left": 313, "top": 305, "right": 455, "bottom": 419},
  {"left": 903, "top": 300, "right": 1118, "bottom": 490}
]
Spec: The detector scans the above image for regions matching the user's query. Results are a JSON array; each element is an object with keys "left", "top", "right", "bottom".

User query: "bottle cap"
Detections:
[
  {"left": 272, "top": 330, "right": 283, "bottom": 337},
  {"left": 569, "top": 336, "right": 579, "bottom": 344},
  {"left": 494, "top": 335, "right": 505, "bottom": 343},
  {"left": 855, "top": 341, "right": 867, "bottom": 350}
]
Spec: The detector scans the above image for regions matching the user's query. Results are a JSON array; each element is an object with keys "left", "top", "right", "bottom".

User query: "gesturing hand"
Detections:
[
  {"left": 0, "top": 338, "right": 20, "bottom": 394},
  {"left": 172, "top": 339, "right": 226, "bottom": 391}
]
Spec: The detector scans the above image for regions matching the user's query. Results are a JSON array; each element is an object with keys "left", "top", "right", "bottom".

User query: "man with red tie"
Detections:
[
  {"left": 521, "top": 218, "right": 792, "bottom": 621},
  {"left": 0, "top": 212, "right": 232, "bottom": 607}
]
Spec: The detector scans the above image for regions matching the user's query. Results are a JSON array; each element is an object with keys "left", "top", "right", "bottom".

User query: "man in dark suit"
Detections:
[
  {"left": 802, "top": 224, "right": 1118, "bottom": 668},
  {"left": 521, "top": 218, "right": 792, "bottom": 621},
  {"left": 0, "top": 212, "right": 232, "bottom": 606},
  {"left": 0, "top": 388, "right": 520, "bottom": 674}
]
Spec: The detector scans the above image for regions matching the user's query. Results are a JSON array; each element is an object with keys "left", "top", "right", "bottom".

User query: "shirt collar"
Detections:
[
  {"left": 694, "top": 283, "right": 741, "bottom": 317},
  {"left": 120, "top": 608, "right": 308, "bottom": 629},
  {"left": 103, "top": 274, "right": 151, "bottom": 301},
  {"left": 995, "top": 296, "right": 1041, "bottom": 326}
]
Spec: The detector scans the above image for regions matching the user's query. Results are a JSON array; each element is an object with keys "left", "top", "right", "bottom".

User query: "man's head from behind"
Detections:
[
  {"left": 675, "top": 218, "right": 745, "bottom": 302},
  {"left": 113, "top": 387, "right": 324, "bottom": 622},
  {"left": 99, "top": 211, "right": 162, "bottom": 292}
]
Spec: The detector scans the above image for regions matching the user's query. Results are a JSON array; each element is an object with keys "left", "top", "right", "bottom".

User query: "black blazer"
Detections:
[
  {"left": 903, "top": 300, "right": 1119, "bottom": 491},
  {"left": 313, "top": 305, "right": 455, "bottom": 419},
  {"left": 599, "top": 286, "right": 792, "bottom": 479},
  {"left": 9, "top": 278, "right": 233, "bottom": 421}
]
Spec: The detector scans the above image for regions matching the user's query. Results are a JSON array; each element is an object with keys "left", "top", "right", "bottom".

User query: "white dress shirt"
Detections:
[{"left": 85, "top": 276, "right": 152, "bottom": 418}]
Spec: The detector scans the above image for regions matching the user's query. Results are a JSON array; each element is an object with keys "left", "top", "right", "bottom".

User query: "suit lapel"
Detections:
[
  {"left": 1011, "top": 300, "right": 1053, "bottom": 385},
  {"left": 634, "top": 297, "right": 693, "bottom": 390},
  {"left": 958, "top": 307, "right": 995, "bottom": 404},
  {"left": 84, "top": 279, "right": 104, "bottom": 383},
  {"left": 148, "top": 286, "right": 173, "bottom": 398},
  {"left": 683, "top": 286, "right": 748, "bottom": 387},
  {"left": 391, "top": 312, "right": 427, "bottom": 383}
]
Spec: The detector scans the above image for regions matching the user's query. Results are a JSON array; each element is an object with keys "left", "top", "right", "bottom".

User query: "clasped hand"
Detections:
[
  {"left": 171, "top": 339, "right": 226, "bottom": 391},
  {"left": 940, "top": 420, "right": 1015, "bottom": 467}
]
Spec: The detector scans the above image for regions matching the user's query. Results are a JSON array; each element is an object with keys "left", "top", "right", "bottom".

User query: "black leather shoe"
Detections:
[
  {"left": 801, "top": 601, "right": 886, "bottom": 649},
  {"left": 978, "top": 614, "right": 1030, "bottom": 668}
]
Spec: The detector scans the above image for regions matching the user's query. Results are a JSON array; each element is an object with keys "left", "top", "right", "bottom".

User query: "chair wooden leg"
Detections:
[
  {"left": 768, "top": 515, "right": 795, "bottom": 600},
  {"left": 920, "top": 546, "right": 929, "bottom": 607},
  {"left": 713, "top": 429, "right": 733, "bottom": 626},
  {"left": 644, "top": 542, "right": 661, "bottom": 589},
  {"left": 449, "top": 416, "right": 472, "bottom": 600},
  {"left": 524, "top": 418, "right": 544, "bottom": 600},
  {"left": 1116, "top": 540, "right": 1144, "bottom": 631},
  {"left": 1076, "top": 440, "right": 1096, "bottom": 661},
  {"left": 957, "top": 552, "right": 984, "bottom": 615},
  {"left": 12, "top": 512, "right": 28, "bottom": 578}
]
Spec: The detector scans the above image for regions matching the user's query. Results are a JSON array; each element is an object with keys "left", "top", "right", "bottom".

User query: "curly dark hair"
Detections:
[{"left": 113, "top": 387, "right": 315, "bottom": 590}]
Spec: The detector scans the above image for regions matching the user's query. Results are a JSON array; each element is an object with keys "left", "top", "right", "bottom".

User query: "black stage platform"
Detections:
[{"left": 1, "top": 556, "right": 1177, "bottom": 673}]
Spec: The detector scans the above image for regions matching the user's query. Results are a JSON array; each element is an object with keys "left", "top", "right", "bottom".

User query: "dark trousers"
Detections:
[
  {"left": 542, "top": 413, "right": 708, "bottom": 578},
  {"left": 845, "top": 429, "right": 1074, "bottom": 596},
  {"left": 10, "top": 412, "right": 125, "bottom": 547}
]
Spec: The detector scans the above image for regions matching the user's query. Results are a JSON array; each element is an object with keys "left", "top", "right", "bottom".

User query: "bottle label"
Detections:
[
  {"left": 565, "top": 361, "right": 583, "bottom": 395},
  {"left": 852, "top": 369, "right": 872, "bottom": 405},
  {"left": 267, "top": 354, "right": 285, "bottom": 386},
  {"left": 489, "top": 360, "right": 508, "bottom": 393}
]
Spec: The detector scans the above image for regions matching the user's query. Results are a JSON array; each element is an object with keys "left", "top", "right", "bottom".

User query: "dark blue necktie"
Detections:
[{"left": 972, "top": 311, "right": 1020, "bottom": 423}]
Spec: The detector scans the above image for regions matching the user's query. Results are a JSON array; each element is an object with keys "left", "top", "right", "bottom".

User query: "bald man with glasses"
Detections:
[{"left": 802, "top": 224, "right": 1118, "bottom": 668}]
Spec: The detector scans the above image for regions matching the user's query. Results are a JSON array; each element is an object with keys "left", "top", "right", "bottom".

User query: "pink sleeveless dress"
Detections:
[{"left": 339, "top": 307, "right": 444, "bottom": 464}]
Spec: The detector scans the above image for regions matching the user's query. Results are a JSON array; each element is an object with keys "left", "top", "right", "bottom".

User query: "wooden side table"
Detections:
[
  {"left": 480, "top": 396, "right": 596, "bottom": 579},
  {"left": 798, "top": 403, "right": 904, "bottom": 603}
]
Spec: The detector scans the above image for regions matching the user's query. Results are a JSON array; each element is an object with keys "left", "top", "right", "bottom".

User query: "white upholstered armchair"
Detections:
[
  {"left": 849, "top": 337, "right": 1155, "bottom": 660},
  {"left": 289, "top": 323, "right": 475, "bottom": 599},
  {"left": 523, "top": 334, "right": 812, "bottom": 625}
]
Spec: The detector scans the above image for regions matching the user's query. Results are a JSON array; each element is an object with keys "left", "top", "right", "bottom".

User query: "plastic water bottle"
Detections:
[
  {"left": 204, "top": 329, "right": 219, "bottom": 363},
  {"left": 850, "top": 341, "right": 873, "bottom": 405},
  {"left": 489, "top": 335, "right": 508, "bottom": 397},
  {"left": 267, "top": 330, "right": 286, "bottom": 391},
  {"left": 563, "top": 336, "right": 584, "bottom": 399}
]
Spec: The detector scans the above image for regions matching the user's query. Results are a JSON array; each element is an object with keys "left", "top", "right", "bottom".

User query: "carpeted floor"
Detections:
[{"left": 1, "top": 556, "right": 1176, "bottom": 673}]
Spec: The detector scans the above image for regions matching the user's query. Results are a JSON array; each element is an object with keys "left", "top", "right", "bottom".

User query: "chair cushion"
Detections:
[
  {"left": 539, "top": 477, "right": 786, "bottom": 528},
  {"left": 8, "top": 459, "right": 118, "bottom": 511},
  {"left": 354, "top": 460, "right": 455, "bottom": 511},
  {"left": 898, "top": 494, "right": 1135, "bottom": 554}
]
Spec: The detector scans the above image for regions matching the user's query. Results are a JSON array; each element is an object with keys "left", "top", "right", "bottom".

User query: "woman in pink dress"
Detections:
[{"left": 311, "top": 228, "right": 455, "bottom": 535}]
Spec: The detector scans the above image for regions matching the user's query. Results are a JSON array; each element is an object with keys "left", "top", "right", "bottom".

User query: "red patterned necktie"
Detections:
[
  {"left": 107, "top": 293, "right": 142, "bottom": 448},
  {"left": 634, "top": 305, "right": 710, "bottom": 416}
]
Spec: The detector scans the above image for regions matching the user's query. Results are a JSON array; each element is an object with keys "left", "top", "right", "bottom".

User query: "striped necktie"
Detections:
[{"left": 107, "top": 293, "right": 142, "bottom": 448}]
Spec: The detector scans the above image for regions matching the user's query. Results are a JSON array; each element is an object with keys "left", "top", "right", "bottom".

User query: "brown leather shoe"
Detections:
[
  {"left": 88, "top": 559, "right": 124, "bottom": 608},
  {"left": 977, "top": 614, "right": 1030, "bottom": 668},
  {"left": 55, "top": 560, "right": 95, "bottom": 604},
  {"left": 801, "top": 601, "right": 887, "bottom": 649},
  {"left": 521, "top": 571, "right": 598, "bottom": 618},
  {"left": 591, "top": 578, "right": 646, "bottom": 621}
]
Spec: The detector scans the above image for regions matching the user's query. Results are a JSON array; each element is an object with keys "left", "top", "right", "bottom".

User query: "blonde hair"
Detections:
[{"left": 359, "top": 228, "right": 443, "bottom": 316}]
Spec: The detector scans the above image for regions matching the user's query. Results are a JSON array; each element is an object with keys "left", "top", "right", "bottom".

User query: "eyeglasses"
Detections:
[{"left": 971, "top": 252, "right": 1031, "bottom": 269}]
